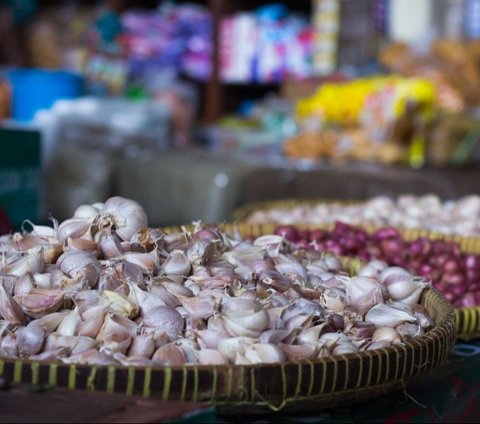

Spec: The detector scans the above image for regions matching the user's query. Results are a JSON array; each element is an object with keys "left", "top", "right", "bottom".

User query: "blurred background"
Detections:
[{"left": 1, "top": 0, "right": 480, "bottom": 230}]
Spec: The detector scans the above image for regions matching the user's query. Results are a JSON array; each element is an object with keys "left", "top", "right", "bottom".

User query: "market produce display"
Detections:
[
  {"left": 0, "top": 197, "right": 435, "bottom": 367},
  {"left": 284, "top": 76, "right": 435, "bottom": 164},
  {"left": 275, "top": 223, "right": 480, "bottom": 308},
  {"left": 245, "top": 194, "right": 480, "bottom": 236}
]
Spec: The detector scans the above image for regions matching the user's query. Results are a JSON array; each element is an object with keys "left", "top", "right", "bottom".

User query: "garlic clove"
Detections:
[
  {"left": 152, "top": 342, "right": 186, "bottom": 365},
  {"left": 57, "top": 308, "right": 81, "bottom": 336},
  {"left": 358, "top": 264, "right": 381, "bottom": 279},
  {"left": 0, "top": 332, "right": 17, "bottom": 357},
  {"left": 77, "top": 307, "right": 106, "bottom": 339},
  {"left": 1, "top": 247, "right": 44, "bottom": 277},
  {"left": 372, "top": 326, "right": 402, "bottom": 344},
  {"left": 34, "top": 311, "right": 69, "bottom": 334},
  {"left": 207, "top": 315, "right": 227, "bottom": 333},
  {"left": 368, "top": 260, "right": 389, "bottom": 272},
  {"left": 365, "top": 340, "right": 392, "bottom": 351},
  {"left": 385, "top": 277, "right": 421, "bottom": 301},
  {"left": 127, "top": 334, "right": 155, "bottom": 358},
  {"left": 285, "top": 314, "right": 313, "bottom": 331},
  {"left": 218, "top": 337, "right": 253, "bottom": 361},
  {"left": 282, "top": 298, "right": 324, "bottom": 322},
  {"left": 279, "top": 342, "right": 318, "bottom": 361},
  {"left": 29, "top": 347, "right": 69, "bottom": 362},
  {"left": 346, "top": 321, "right": 376, "bottom": 340},
  {"left": 380, "top": 267, "right": 412, "bottom": 285},
  {"left": 45, "top": 333, "right": 96, "bottom": 355},
  {"left": 99, "top": 290, "right": 138, "bottom": 319},
  {"left": 73, "top": 290, "right": 99, "bottom": 314},
  {"left": 345, "top": 277, "right": 384, "bottom": 315},
  {"left": 175, "top": 338, "right": 199, "bottom": 362},
  {"left": 99, "top": 234, "right": 123, "bottom": 258},
  {"left": 297, "top": 323, "right": 333, "bottom": 344},
  {"left": 259, "top": 329, "right": 296, "bottom": 345},
  {"left": 318, "top": 332, "right": 349, "bottom": 349},
  {"left": 253, "top": 235, "right": 284, "bottom": 257},
  {"left": 323, "top": 255, "right": 342, "bottom": 272},
  {"left": 365, "top": 304, "right": 417, "bottom": 328},
  {"left": 0, "top": 283, "right": 27, "bottom": 325},
  {"left": 142, "top": 305, "right": 184, "bottom": 340},
  {"left": 15, "top": 289, "right": 64, "bottom": 319},
  {"left": 233, "top": 265, "right": 254, "bottom": 281},
  {"left": 275, "top": 261, "right": 308, "bottom": 283},
  {"left": 325, "top": 312, "right": 344, "bottom": 330},
  {"left": 195, "top": 349, "right": 227, "bottom": 365},
  {"left": 43, "top": 245, "right": 64, "bottom": 264},
  {"left": 57, "top": 218, "right": 92, "bottom": 245},
  {"left": 414, "top": 310, "right": 435, "bottom": 330},
  {"left": 194, "top": 329, "right": 226, "bottom": 349},
  {"left": 16, "top": 324, "right": 45, "bottom": 357},
  {"left": 96, "top": 314, "right": 136, "bottom": 354},
  {"left": 332, "top": 340, "right": 359, "bottom": 355},
  {"left": 234, "top": 352, "right": 252, "bottom": 365},
  {"left": 74, "top": 204, "right": 100, "bottom": 220},
  {"left": 320, "top": 288, "right": 346, "bottom": 313},
  {"left": 179, "top": 295, "right": 216, "bottom": 320},
  {"left": 266, "top": 307, "right": 285, "bottom": 329},
  {"left": 149, "top": 284, "right": 180, "bottom": 307},
  {"left": 33, "top": 273, "right": 52, "bottom": 289},
  {"left": 222, "top": 309, "right": 269, "bottom": 338},
  {"left": 163, "top": 232, "right": 189, "bottom": 252},
  {"left": 396, "top": 322, "right": 424, "bottom": 339},
  {"left": 62, "top": 348, "right": 115, "bottom": 366},
  {"left": 245, "top": 343, "right": 285, "bottom": 363},
  {"left": 399, "top": 285, "right": 426, "bottom": 307},
  {"left": 130, "top": 227, "right": 165, "bottom": 252},
  {"left": 123, "top": 252, "right": 157, "bottom": 273},
  {"left": 127, "top": 282, "right": 165, "bottom": 316},
  {"left": 184, "top": 279, "right": 201, "bottom": 296},
  {"left": 223, "top": 247, "right": 265, "bottom": 267},
  {"left": 114, "top": 354, "right": 155, "bottom": 367},
  {"left": 56, "top": 251, "right": 100, "bottom": 289},
  {"left": 162, "top": 250, "right": 191, "bottom": 276},
  {"left": 259, "top": 270, "right": 292, "bottom": 292},
  {"left": 222, "top": 298, "right": 261, "bottom": 314},
  {"left": 185, "top": 316, "right": 206, "bottom": 331},
  {"left": 156, "top": 279, "right": 193, "bottom": 298},
  {"left": 187, "top": 239, "right": 217, "bottom": 266}
]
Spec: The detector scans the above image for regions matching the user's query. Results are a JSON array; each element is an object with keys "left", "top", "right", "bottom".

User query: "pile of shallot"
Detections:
[
  {"left": 247, "top": 194, "right": 480, "bottom": 236},
  {"left": 276, "top": 222, "right": 480, "bottom": 308},
  {"left": 0, "top": 197, "right": 433, "bottom": 367}
]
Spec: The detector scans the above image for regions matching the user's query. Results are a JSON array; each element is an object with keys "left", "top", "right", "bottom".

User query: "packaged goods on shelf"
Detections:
[
  {"left": 380, "top": 39, "right": 480, "bottom": 111},
  {"left": 206, "top": 96, "right": 297, "bottom": 154},
  {"left": 220, "top": 5, "right": 315, "bottom": 83},
  {"left": 36, "top": 97, "right": 171, "bottom": 157},
  {"left": 284, "top": 76, "right": 436, "bottom": 164}
]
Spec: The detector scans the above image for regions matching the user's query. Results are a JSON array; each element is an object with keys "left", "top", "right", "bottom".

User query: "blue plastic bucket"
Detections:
[{"left": 8, "top": 69, "right": 84, "bottom": 121}]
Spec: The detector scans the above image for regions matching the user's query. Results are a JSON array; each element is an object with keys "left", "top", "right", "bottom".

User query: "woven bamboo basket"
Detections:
[
  {"left": 232, "top": 200, "right": 480, "bottom": 340},
  {"left": 0, "top": 223, "right": 455, "bottom": 414}
]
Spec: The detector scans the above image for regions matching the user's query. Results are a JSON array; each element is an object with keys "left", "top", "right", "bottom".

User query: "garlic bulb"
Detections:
[{"left": 99, "top": 197, "right": 148, "bottom": 241}]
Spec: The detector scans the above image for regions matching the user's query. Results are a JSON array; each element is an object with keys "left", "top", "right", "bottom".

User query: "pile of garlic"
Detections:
[
  {"left": 247, "top": 194, "right": 480, "bottom": 236},
  {"left": 0, "top": 197, "right": 434, "bottom": 366}
]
